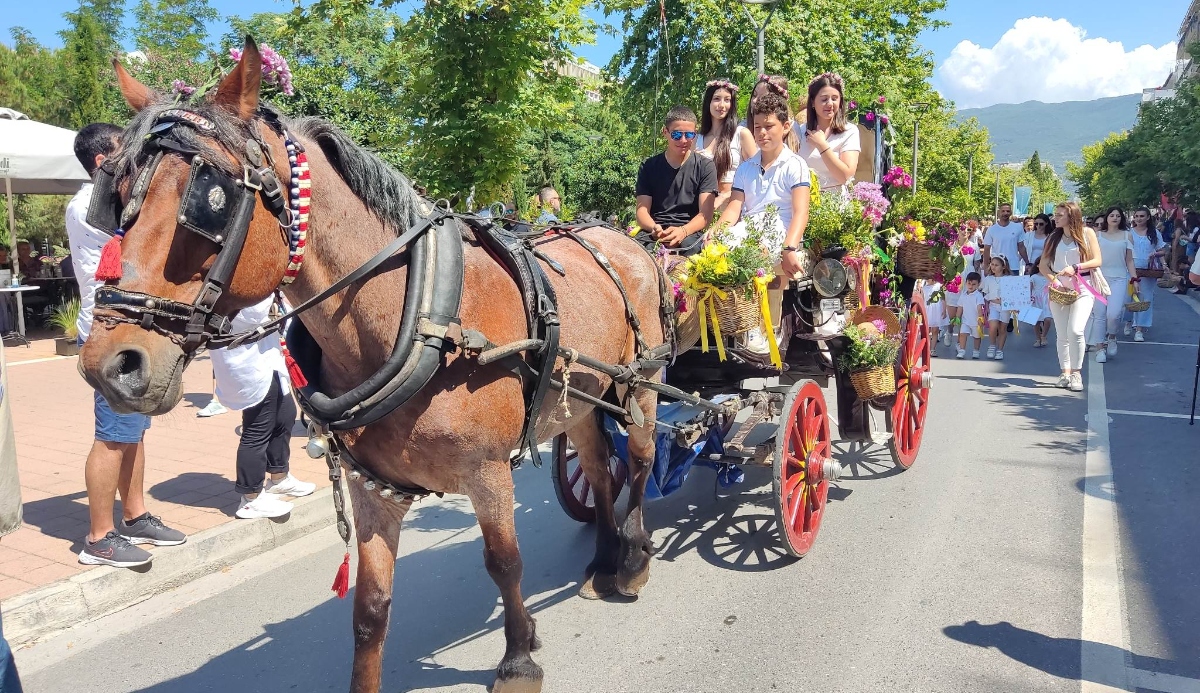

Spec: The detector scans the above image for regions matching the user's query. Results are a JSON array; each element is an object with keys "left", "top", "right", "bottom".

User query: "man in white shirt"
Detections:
[
  {"left": 67, "top": 123, "right": 186, "bottom": 568},
  {"left": 983, "top": 204, "right": 1029, "bottom": 276}
]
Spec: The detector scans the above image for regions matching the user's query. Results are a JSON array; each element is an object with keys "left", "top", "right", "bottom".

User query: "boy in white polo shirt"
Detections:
[{"left": 716, "top": 92, "right": 812, "bottom": 278}]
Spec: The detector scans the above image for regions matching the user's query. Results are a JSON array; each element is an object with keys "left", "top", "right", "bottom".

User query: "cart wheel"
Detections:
[
  {"left": 550, "top": 433, "right": 627, "bottom": 524},
  {"left": 773, "top": 380, "right": 834, "bottom": 558},
  {"left": 888, "top": 295, "right": 932, "bottom": 469}
]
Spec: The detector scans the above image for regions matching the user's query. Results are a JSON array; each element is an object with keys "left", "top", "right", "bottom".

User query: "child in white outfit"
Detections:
[
  {"left": 980, "top": 255, "right": 1010, "bottom": 360},
  {"left": 956, "top": 272, "right": 985, "bottom": 359},
  {"left": 921, "top": 281, "right": 948, "bottom": 357}
]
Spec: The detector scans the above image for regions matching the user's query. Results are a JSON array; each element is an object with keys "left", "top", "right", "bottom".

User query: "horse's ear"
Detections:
[
  {"left": 211, "top": 37, "right": 261, "bottom": 120},
  {"left": 113, "top": 59, "right": 157, "bottom": 112}
]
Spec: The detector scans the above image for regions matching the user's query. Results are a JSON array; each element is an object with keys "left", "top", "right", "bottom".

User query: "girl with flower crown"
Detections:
[
  {"left": 696, "top": 79, "right": 758, "bottom": 214},
  {"left": 794, "top": 73, "right": 861, "bottom": 198},
  {"left": 746, "top": 75, "right": 799, "bottom": 152}
]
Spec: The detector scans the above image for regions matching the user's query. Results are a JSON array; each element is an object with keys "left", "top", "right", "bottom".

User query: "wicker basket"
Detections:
[
  {"left": 1138, "top": 268, "right": 1165, "bottom": 279},
  {"left": 1125, "top": 300, "right": 1150, "bottom": 313},
  {"left": 675, "top": 301, "right": 701, "bottom": 352},
  {"left": 1048, "top": 284, "right": 1080, "bottom": 306},
  {"left": 711, "top": 287, "right": 762, "bottom": 336},
  {"left": 896, "top": 241, "right": 941, "bottom": 280},
  {"left": 849, "top": 366, "right": 897, "bottom": 400},
  {"left": 850, "top": 305, "right": 902, "bottom": 338},
  {"left": 1158, "top": 273, "right": 1182, "bottom": 289}
]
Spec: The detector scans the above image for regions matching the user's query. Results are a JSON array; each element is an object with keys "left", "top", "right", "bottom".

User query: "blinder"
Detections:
[
  {"left": 178, "top": 157, "right": 247, "bottom": 244},
  {"left": 85, "top": 164, "right": 122, "bottom": 235}
]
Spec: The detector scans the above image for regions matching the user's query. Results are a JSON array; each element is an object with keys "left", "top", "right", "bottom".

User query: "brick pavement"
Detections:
[{"left": 0, "top": 334, "right": 328, "bottom": 602}]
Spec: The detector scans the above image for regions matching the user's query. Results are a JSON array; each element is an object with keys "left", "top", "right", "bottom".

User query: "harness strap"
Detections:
[{"left": 556, "top": 228, "right": 651, "bottom": 358}]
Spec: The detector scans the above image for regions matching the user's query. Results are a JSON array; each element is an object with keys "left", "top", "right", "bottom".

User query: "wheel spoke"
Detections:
[
  {"left": 568, "top": 465, "right": 583, "bottom": 487},
  {"left": 792, "top": 484, "right": 808, "bottom": 532},
  {"left": 578, "top": 478, "right": 591, "bottom": 505}
]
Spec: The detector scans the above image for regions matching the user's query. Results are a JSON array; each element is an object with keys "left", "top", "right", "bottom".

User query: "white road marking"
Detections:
[
  {"left": 1114, "top": 340, "right": 1195, "bottom": 347},
  {"left": 1177, "top": 292, "right": 1200, "bottom": 317},
  {"left": 1107, "top": 409, "right": 1194, "bottom": 420},
  {"left": 1082, "top": 361, "right": 1131, "bottom": 692},
  {"left": 6, "top": 355, "right": 73, "bottom": 367},
  {"left": 1128, "top": 668, "right": 1200, "bottom": 693}
]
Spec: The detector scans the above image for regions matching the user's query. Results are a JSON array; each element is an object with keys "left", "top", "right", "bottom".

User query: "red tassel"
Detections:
[
  {"left": 284, "top": 349, "right": 308, "bottom": 388},
  {"left": 331, "top": 552, "right": 350, "bottom": 598},
  {"left": 94, "top": 231, "right": 125, "bottom": 281}
]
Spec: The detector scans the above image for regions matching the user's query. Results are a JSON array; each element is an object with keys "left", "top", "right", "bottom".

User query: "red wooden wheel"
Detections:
[
  {"left": 550, "top": 434, "right": 627, "bottom": 524},
  {"left": 888, "top": 295, "right": 932, "bottom": 469},
  {"left": 772, "top": 380, "right": 833, "bottom": 558}
]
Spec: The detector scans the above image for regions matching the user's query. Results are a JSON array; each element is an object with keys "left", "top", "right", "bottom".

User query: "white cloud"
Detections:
[{"left": 937, "top": 16, "right": 1177, "bottom": 108}]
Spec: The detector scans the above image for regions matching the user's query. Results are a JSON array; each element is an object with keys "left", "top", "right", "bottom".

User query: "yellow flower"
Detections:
[{"left": 810, "top": 171, "right": 821, "bottom": 208}]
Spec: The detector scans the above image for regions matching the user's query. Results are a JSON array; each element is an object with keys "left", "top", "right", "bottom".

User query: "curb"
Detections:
[{"left": 2, "top": 486, "right": 335, "bottom": 648}]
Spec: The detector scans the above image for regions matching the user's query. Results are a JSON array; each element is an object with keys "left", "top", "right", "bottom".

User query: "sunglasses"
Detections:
[
  {"left": 669, "top": 130, "right": 698, "bottom": 141},
  {"left": 1035, "top": 222, "right": 1046, "bottom": 227}
]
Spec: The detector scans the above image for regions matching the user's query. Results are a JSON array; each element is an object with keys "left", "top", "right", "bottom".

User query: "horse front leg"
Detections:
[
  {"left": 616, "top": 387, "right": 657, "bottom": 597},
  {"left": 347, "top": 483, "right": 412, "bottom": 693},
  {"left": 468, "top": 463, "right": 543, "bottom": 693},
  {"left": 567, "top": 415, "right": 622, "bottom": 600}
]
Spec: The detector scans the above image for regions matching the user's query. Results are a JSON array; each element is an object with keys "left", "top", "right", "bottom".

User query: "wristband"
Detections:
[
  {"left": 782, "top": 245, "right": 802, "bottom": 254},
  {"left": 819, "top": 147, "right": 830, "bottom": 155}
]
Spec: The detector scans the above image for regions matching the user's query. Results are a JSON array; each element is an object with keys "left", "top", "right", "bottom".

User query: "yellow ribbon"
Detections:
[
  {"left": 754, "top": 275, "right": 783, "bottom": 369},
  {"left": 691, "top": 283, "right": 728, "bottom": 362},
  {"left": 1011, "top": 313, "right": 1019, "bottom": 335}
]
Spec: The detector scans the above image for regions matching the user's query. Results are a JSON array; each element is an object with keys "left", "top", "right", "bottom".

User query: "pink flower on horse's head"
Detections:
[
  {"left": 171, "top": 79, "right": 195, "bottom": 95},
  {"left": 229, "top": 47, "right": 243, "bottom": 62}
]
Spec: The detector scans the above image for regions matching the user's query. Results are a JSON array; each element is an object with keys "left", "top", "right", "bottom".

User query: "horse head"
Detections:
[{"left": 79, "top": 38, "right": 294, "bottom": 415}]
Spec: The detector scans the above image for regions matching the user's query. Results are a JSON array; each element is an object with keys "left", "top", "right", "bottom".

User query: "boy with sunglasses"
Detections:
[{"left": 635, "top": 105, "right": 718, "bottom": 254}]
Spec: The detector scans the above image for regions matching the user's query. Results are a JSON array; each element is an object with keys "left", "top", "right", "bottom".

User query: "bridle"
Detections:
[{"left": 88, "top": 108, "right": 302, "bottom": 351}]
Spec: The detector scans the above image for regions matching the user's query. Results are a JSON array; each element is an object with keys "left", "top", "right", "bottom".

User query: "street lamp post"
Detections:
[
  {"left": 967, "top": 151, "right": 974, "bottom": 197},
  {"left": 909, "top": 102, "right": 930, "bottom": 195},
  {"left": 739, "top": 0, "right": 780, "bottom": 75}
]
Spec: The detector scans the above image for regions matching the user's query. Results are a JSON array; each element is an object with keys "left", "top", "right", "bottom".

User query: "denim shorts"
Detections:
[{"left": 94, "top": 390, "right": 151, "bottom": 443}]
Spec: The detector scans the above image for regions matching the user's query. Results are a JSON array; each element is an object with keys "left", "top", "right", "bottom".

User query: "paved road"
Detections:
[{"left": 15, "top": 294, "right": 1200, "bottom": 693}]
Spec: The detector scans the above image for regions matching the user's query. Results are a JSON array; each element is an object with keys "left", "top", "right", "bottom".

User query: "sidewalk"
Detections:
[{"left": 0, "top": 335, "right": 330, "bottom": 624}]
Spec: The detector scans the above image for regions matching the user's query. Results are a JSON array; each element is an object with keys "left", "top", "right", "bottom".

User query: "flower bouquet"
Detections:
[
  {"left": 681, "top": 210, "right": 781, "bottom": 366},
  {"left": 837, "top": 319, "right": 901, "bottom": 400},
  {"left": 806, "top": 177, "right": 889, "bottom": 257}
]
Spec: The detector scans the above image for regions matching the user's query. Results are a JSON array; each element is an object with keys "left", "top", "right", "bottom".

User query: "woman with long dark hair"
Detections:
[
  {"left": 1040, "top": 202, "right": 1103, "bottom": 391},
  {"left": 1091, "top": 206, "right": 1137, "bottom": 362},
  {"left": 1025, "top": 213, "right": 1054, "bottom": 346},
  {"left": 794, "top": 72, "right": 860, "bottom": 197},
  {"left": 696, "top": 79, "right": 756, "bottom": 213},
  {"left": 1127, "top": 205, "right": 1168, "bottom": 341}
]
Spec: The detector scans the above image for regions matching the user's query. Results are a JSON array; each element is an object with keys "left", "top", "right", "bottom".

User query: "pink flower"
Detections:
[
  {"left": 756, "top": 268, "right": 766, "bottom": 277},
  {"left": 878, "top": 96, "right": 886, "bottom": 104},
  {"left": 881, "top": 115, "right": 889, "bottom": 125},
  {"left": 848, "top": 100, "right": 858, "bottom": 110},
  {"left": 879, "top": 290, "right": 892, "bottom": 300},
  {"left": 171, "top": 79, "right": 195, "bottom": 95},
  {"left": 961, "top": 246, "right": 975, "bottom": 256},
  {"left": 871, "top": 319, "right": 887, "bottom": 333},
  {"left": 229, "top": 47, "right": 242, "bottom": 62},
  {"left": 865, "top": 112, "right": 876, "bottom": 123}
]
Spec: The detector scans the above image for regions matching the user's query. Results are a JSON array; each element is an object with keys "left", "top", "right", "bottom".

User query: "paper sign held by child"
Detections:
[{"left": 997, "top": 276, "right": 1033, "bottom": 312}]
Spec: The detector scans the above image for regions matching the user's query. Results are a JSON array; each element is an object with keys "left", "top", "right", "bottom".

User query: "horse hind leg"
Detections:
[
  {"left": 347, "top": 484, "right": 412, "bottom": 693},
  {"left": 616, "top": 387, "right": 657, "bottom": 597},
  {"left": 468, "top": 462, "right": 543, "bottom": 693},
  {"left": 567, "top": 415, "right": 621, "bottom": 600}
]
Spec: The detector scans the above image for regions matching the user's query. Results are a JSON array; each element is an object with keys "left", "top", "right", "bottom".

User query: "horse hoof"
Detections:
[
  {"left": 492, "top": 676, "right": 543, "bottom": 693},
  {"left": 579, "top": 573, "right": 617, "bottom": 600},
  {"left": 615, "top": 568, "right": 650, "bottom": 597}
]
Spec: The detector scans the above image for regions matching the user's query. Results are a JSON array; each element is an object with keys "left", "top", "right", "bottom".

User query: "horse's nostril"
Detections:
[{"left": 114, "top": 349, "right": 143, "bottom": 378}]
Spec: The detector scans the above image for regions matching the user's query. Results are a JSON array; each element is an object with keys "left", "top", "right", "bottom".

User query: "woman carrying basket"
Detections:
[
  {"left": 1126, "top": 206, "right": 1168, "bottom": 342},
  {"left": 1040, "top": 202, "right": 1104, "bottom": 392}
]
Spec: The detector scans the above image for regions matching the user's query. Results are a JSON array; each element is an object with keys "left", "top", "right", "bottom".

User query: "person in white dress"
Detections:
[
  {"left": 1126, "top": 206, "right": 1169, "bottom": 342},
  {"left": 792, "top": 72, "right": 861, "bottom": 198},
  {"left": 1025, "top": 213, "right": 1054, "bottom": 347},
  {"left": 1090, "top": 207, "right": 1137, "bottom": 362},
  {"left": 695, "top": 79, "right": 757, "bottom": 214},
  {"left": 1040, "top": 202, "right": 1103, "bottom": 392}
]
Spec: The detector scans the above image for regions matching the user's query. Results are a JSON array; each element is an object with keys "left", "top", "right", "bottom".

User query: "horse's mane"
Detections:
[{"left": 113, "top": 99, "right": 420, "bottom": 235}]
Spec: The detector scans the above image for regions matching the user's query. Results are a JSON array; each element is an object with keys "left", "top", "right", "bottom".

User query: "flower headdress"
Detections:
[
  {"left": 171, "top": 44, "right": 295, "bottom": 100},
  {"left": 706, "top": 79, "right": 738, "bottom": 92},
  {"left": 809, "top": 71, "right": 844, "bottom": 90},
  {"left": 756, "top": 74, "right": 788, "bottom": 99}
]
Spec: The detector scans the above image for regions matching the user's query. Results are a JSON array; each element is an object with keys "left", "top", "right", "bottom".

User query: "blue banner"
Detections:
[
  {"left": 1013, "top": 186, "right": 1033, "bottom": 217},
  {"left": 1044, "top": 202, "right": 1055, "bottom": 215}
]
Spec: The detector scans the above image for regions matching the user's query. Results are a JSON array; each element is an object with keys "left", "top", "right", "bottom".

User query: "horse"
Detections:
[{"left": 78, "top": 39, "right": 664, "bottom": 693}]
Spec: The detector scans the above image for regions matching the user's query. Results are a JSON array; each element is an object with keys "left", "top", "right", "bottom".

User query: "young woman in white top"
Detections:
[
  {"left": 1126, "top": 206, "right": 1169, "bottom": 341},
  {"left": 793, "top": 72, "right": 861, "bottom": 197},
  {"left": 1091, "top": 207, "right": 1138, "bottom": 362},
  {"left": 1024, "top": 213, "right": 1054, "bottom": 347},
  {"left": 1040, "top": 202, "right": 1103, "bottom": 392},
  {"left": 695, "top": 79, "right": 757, "bottom": 214}
]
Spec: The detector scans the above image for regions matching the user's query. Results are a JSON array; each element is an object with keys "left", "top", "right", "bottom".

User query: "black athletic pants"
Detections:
[{"left": 234, "top": 374, "right": 297, "bottom": 494}]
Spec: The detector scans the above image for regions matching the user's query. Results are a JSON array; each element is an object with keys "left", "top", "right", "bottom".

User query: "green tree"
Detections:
[
  {"left": 60, "top": 0, "right": 128, "bottom": 127},
  {"left": 0, "top": 29, "right": 71, "bottom": 127},
  {"left": 134, "top": 0, "right": 218, "bottom": 58}
]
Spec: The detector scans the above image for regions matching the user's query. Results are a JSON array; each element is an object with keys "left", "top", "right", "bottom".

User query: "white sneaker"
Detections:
[
  {"left": 235, "top": 494, "right": 293, "bottom": 519},
  {"left": 1096, "top": 350, "right": 1107, "bottom": 364},
  {"left": 1106, "top": 341, "right": 1117, "bottom": 357},
  {"left": 956, "top": 348, "right": 965, "bottom": 359},
  {"left": 196, "top": 400, "right": 228, "bottom": 418},
  {"left": 1055, "top": 374, "right": 1071, "bottom": 388},
  {"left": 1134, "top": 331, "right": 1145, "bottom": 343},
  {"left": 942, "top": 331, "right": 952, "bottom": 346},
  {"left": 742, "top": 328, "right": 771, "bottom": 355},
  {"left": 1068, "top": 372, "right": 1084, "bottom": 392},
  {"left": 994, "top": 350, "right": 1004, "bottom": 360},
  {"left": 263, "top": 473, "right": 316, "bottom": 498},
  {"left": 1123, "top": 322, "right": 1132, "bottom": 336},
  {"left": 986, "top": 345, "right": 996, "bottom": 358},
  {"left": 972, "top": 350, "right": 980, "bottom": 359}
]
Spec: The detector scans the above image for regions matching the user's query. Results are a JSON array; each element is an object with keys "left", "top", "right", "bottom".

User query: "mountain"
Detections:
[{"left": 958, "top": 94, "right": 1142, "bottom": 183}]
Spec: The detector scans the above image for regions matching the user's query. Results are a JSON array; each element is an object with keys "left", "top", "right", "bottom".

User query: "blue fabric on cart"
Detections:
[{"left": 601, "top": 397, "right": 741, "bottom": 499}]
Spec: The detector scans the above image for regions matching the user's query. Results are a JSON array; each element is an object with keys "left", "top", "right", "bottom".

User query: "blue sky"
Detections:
[{"left": 3, "top": 0, "right": 1191, "bottom": 108}]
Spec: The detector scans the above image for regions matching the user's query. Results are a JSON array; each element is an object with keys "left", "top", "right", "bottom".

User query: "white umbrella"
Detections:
[{"left": 0, "top": 108, "right": 91, "bottom": 264}]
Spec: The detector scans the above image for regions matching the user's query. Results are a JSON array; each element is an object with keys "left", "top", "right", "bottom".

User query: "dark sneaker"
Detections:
[
  {"left": 79, "top": 531, "right": 152, "bottom": 567},
  {"left": 119, "top": 513, "right": 187, "bottom": 546}
]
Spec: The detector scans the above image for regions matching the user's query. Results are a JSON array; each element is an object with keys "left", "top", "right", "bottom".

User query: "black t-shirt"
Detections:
[{"left": 635, "top": 152, "right": 718, "bottom": 229}]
